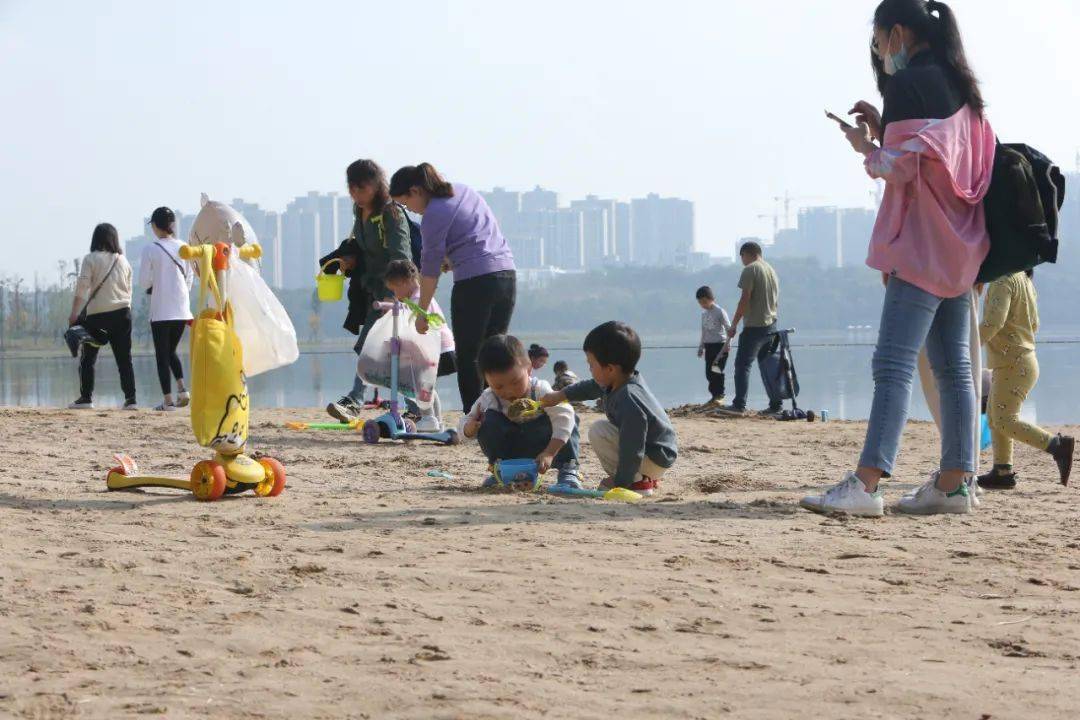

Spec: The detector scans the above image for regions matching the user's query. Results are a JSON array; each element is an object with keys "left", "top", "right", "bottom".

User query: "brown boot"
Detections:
[{"left": 1048, "top": 435, "right": 1075, "bottom": 486}]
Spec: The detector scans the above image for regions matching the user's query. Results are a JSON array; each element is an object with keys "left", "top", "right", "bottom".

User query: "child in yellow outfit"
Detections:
[{"left": 978, "top": 271, "right": 1074, "bottom": 488}]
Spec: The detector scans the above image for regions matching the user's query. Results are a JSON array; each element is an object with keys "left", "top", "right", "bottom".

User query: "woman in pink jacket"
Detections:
[{"left": 801, "top": 0, "right": 994, "bottom": 517}]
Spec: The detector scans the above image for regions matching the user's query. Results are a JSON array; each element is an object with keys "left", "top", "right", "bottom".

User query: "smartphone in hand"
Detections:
[{"left": 825, "top": 110, "right": 854, "bottom": 129}]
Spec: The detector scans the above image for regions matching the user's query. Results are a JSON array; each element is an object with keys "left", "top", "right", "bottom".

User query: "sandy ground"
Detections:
[{"left": 1, "top": 405, "right": 1078, "bottom": 720}]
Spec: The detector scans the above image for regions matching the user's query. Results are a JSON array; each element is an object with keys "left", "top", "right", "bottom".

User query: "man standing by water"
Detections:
[{"left": 724, "top": 241, "right": 780, "bottom": 415}]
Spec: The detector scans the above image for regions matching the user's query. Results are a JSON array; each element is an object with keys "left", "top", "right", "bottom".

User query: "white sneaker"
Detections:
[
  {"left": 896, "top": 474, "right": 971, "bottom": 515},
  {"left": 175, "top": 391, "right": 190, "bottom": 408},
  {"left": 68, "top": 399, "right": 94, "bottom": 410},
  {"left": 415, "top": 415, "right": 443, "bottom": 433},
  {"left": 965, "top": 475, "right": 981, "bottom": 508},
  {"left": 800, "top": 472, "right": 885, "bottom": 517}
]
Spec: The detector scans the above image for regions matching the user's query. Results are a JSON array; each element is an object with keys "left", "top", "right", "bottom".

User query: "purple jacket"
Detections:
[{"left": 419, "top": 183, "right": 515, "bottom": 282}]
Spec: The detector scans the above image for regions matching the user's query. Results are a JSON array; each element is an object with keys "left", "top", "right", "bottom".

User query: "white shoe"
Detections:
[
  {"left": 800, "top": 472, "right": 885, "bottom": 518},
  {"left": 175, "top": 391, "right": 190, "bottom": 408},
  {"left": 415, "top": 415, "right": 443, "bottom": 433},
  {"left": 965, "top": 475, "right": 981, "bottom": 508},
  {"left": 68, "top": 399, "right": 94, "bottom": 410},
  {"left": 896, "top": 474, "right": 971, "bottom": 515},
  {"left": 154, "top": 402, "right": 178, "bottom": 412}
]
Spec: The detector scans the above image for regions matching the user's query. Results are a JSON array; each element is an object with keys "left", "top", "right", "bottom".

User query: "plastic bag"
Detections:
[
  {"left": 357, "top": 306, "right": 440, "bottom": 409},
  {"left": 227, "top": 258, "right": 299, "bottom": 377}
]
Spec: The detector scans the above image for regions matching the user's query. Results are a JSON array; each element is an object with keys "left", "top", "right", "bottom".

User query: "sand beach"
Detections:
[{"left": 1, "top": 406, "right": 1078, "bottom": 719}]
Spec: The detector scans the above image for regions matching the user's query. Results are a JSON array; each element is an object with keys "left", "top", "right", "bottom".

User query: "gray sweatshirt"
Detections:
[{"left": 563, "top": 373, "right": 678, "bottom": 488}]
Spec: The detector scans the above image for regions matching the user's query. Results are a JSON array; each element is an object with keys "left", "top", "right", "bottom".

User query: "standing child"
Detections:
[
  {"left": 541, "top": 321, "right": 678, "bottom": 496},
  {"left": 696, "top": 286, "right": 731, "bottom": 405},
  {"left": 458, "top": 335, "right": 581, "bottom": 489},
  {"left": 384, "top": 260, "right": 456, "bottom": 432}
]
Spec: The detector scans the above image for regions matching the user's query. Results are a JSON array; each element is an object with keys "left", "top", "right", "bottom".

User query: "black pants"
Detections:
[
  {"left": 477, "top": 410, "right": 580, "bottom": 468},
  {"left": 450, "top": 271, "right": 516, "bottom": 410},
  {"left": 80, "top": 308, "right": 136, "bottom": 402},
  {"left": 703, "top": 342, "right": 728, "bottom": 399},
  {"left": 151, "top": 320, "right": 187, "bottom": 395}
]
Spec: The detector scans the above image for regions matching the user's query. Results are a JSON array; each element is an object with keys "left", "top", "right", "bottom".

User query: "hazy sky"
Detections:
[{"left": 2, "top": 0, "right": 1078, "bottom": 280}]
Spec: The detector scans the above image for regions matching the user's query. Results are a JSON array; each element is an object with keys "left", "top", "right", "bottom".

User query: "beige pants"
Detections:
[
  {"left": 918, "top": 289, "right": 982, "bottom": 469},
  {"left": 988, "top": 353, "right": 1052, "bottom": 465},
  {"left": 588, "top": 418, "right": 669, "bottom": 482}
]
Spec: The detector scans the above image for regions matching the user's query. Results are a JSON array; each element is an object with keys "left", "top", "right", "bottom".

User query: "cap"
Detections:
[{"left": 148, "top": 206, "right": 176, "bottom": 231}]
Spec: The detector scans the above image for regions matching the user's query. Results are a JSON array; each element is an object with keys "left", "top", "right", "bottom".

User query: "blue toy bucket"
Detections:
[{"left": 494, "top": 459, "right": 540, "bottom": 490}]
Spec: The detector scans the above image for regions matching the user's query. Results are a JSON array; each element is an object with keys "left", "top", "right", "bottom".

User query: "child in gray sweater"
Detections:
[{"left": 541, "top": 321, "right": 677, "bottom": 496}]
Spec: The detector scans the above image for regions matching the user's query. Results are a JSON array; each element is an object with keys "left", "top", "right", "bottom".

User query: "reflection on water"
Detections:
[{"left": 2, "top": 343, "right": 1077, "bottom": 424}]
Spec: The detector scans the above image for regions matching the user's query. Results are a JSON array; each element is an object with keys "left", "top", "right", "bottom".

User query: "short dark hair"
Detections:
[
  {"left": 739, "top": 241, "right": 763, "bottom": 258},
  {"left": 149, "top": 206, "right": 175, "bottom": 233},
  {"left": 90, "top": 223, "right": 121, "bottom": 254},
  {"left": 583, "top": 321, "right": 641, "bottom": 374},
  {"left": 695, "top": 286, "right": 714, "bottom": 301},
  {"left": 528, "top": 343, "right": 549, "bottom": 360},
  {"left": 384, "top": 259, "right": 419, "bottom": 283},
  {"left": 477, "top": 334, "right": 527, "bottom": 376},
  {"left": 553, "top": 360, "right": 568, "bottom": 374}
]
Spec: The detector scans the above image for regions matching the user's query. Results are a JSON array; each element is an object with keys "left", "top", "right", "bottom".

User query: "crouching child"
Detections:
[
  {"left": 459, "top": 335, "right": 582, "bottom": 489},
  {"left": 540, "top": 321, "right": 677, "bottom": 496}
]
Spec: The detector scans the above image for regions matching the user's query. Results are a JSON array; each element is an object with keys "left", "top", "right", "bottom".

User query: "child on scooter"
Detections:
[
  {"left": 458, "top": 334, "right": 581, "bottom": 489},
  {"left": 384, "top": 260, "right": 456, "bottom": 432}
]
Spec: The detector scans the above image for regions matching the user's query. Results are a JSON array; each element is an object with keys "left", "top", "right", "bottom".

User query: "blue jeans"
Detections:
[
  {"left": 860, "top": 277, "right": 976, "bottom": 476},
  {"left": 731, "top": 323, "right": 778, "bottom": 410}
]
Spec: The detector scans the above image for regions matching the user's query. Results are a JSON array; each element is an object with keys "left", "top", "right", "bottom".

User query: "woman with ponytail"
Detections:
[
  {"left": 801, "top": 0, "right": 995, "bottom": 517},
  {"left": 390, "top": 163, "right": 516, "bottom": 410}
]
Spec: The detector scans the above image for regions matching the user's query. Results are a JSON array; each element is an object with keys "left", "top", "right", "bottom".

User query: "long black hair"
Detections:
[
  {"left": 871, "top": 0, "right": 984, "bottom": 113},
  {"left": 345, "top": 159, "right": 396, "bottom": 219},
  {"left": 389, "top": 163, "right": 455, "bottom": 199},
  {"left": 89, "top": 223, "right": 121, "bottom": 254}
]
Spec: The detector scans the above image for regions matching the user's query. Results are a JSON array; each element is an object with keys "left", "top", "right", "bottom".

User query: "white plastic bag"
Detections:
[
  {"left": 357, "top": 306, "right": 440, "bottom": 409},
  {"left": 227, "top": 257, "right": 299, "bottom": 377}
]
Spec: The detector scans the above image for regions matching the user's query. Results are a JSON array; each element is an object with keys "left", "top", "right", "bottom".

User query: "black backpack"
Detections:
[
  {"left": 395, "top": 202, "right": 424, "bottom": 267},
  {"left": 977, "top": 143, "right": 1064, "bottom": 283}
]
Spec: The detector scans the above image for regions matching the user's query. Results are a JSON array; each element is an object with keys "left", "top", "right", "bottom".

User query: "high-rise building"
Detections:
[
  {"left": 482, "top": 187, "right": 523, "bottom": 236},
  {"left": 615, "top": 202, "right": 633, "bottom": 263},
  {"left": 570, "top": 195, "right": 615, "bottom": 267},
  {"left": 335, "top": 195, "right": 355, "bottom": 242},
  {"left": 287, "top": 192, "right": 340, "bottom": 260},
  {"left": 232, "top": 199, "right": 282, "bottom": 288},
  {"left": 784, "top": 207, "right": 876, "bottom": 268},
  {"left": 630, "top": 193, "right": 694, "bottom": 267},
  {"left": 279, "top": 205, "right": 320, "bottom": 290},
  {"left": 521, "top": 185, "right": 558, "bottom": 214},
  {"left": 552, "top": 208, "right": 585, "bottom": 270}
]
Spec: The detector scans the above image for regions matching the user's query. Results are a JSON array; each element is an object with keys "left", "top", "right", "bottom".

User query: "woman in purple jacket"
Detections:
[{"left": 390, "top": 163, "right": 517, "bottom": 410}]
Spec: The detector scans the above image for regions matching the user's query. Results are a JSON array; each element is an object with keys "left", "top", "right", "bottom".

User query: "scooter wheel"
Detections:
[
  {"left": 404, "top": 418, "right": 417, "bottom": 434},
  {"left": 255, "top": 457, "right": 287, "bottom": 497},
  {"left": 445, "top": 430, "right": 462, "bottom": 446},
  {"left": 190, "top": 460, "right": 227, "bottom": 502},
  {"left": 362, "top": 420, "right": 381, "bottom": 444}
]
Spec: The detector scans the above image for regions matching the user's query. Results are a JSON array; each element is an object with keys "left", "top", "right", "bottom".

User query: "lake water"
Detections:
[{"left": 4, "top": 335, "right": 1079, "bottom": 424}]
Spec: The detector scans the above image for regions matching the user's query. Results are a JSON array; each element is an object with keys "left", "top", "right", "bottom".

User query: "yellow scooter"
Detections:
[{"left": 105, "top": 242, "right": 286, "bottom": 501}]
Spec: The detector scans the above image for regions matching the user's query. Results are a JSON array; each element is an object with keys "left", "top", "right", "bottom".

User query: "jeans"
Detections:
[
  {"left": 80, "top": 307, "right": 136, "bottom": 402},
  {"left": 477, "top": 410, "right": 579, "bottom": 469},
  {"left": 347, "top": 305, "right": 384, "bottom": 403},
  {"left": 150, "top": 320, "right": 187, "bottom": 395},
  {"left": 859, "top": 277, "right": 976, "bottom": 475},
  {"left": 731, "top": 323, "right": 778, "bottom": 410},
  {"left": 703, "top": 342, "right": 728, "bottom": 399},
  {"left": 451, "top": 271, "right": 517, "bottom": 411}
]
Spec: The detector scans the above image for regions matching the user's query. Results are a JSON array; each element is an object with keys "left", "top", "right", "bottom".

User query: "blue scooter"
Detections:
[{"left": 361, "top": 300, "right": 460, "bottom": 446}]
